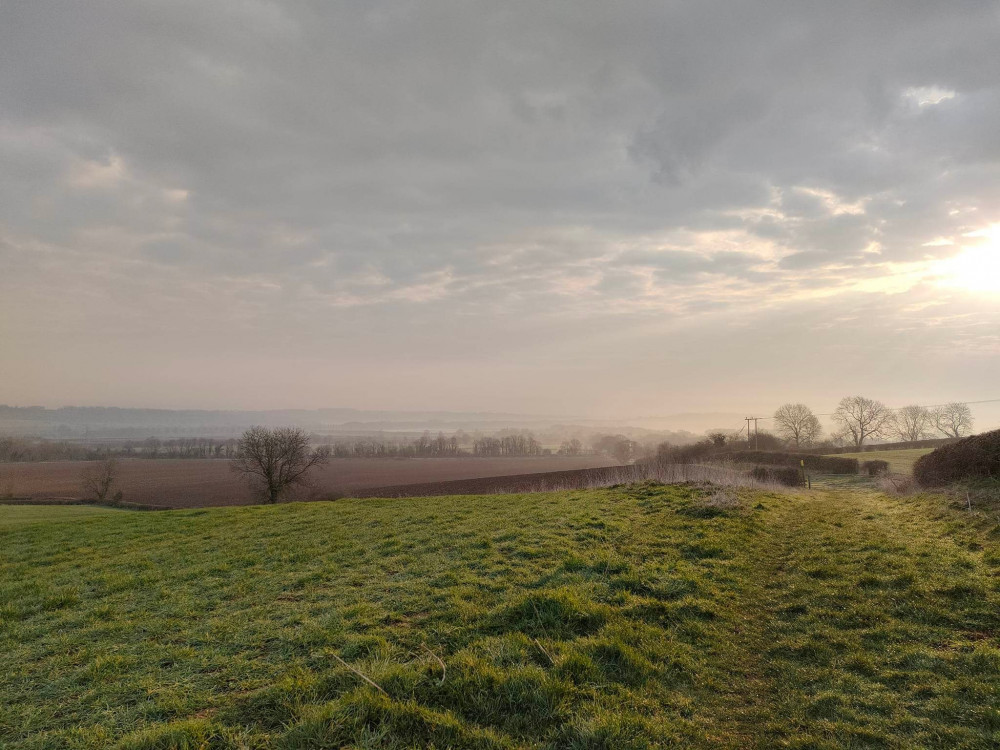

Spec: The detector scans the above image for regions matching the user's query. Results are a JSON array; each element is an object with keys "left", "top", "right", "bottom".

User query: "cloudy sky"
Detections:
[{"left": 2, "top": 1, "right": 999, "bottom": 427}]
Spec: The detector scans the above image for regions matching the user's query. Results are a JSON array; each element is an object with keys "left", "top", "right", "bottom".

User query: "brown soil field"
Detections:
[{"left": 0, "top": 456, "right": 617, "bottom": 508}]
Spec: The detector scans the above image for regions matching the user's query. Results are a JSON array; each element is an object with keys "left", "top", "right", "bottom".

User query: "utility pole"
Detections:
[{"left": 746, "top": 417, "right": 760, "bottom": 450}]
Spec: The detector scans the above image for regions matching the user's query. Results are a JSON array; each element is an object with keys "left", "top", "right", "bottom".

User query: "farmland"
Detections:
[
  {"left": 2, "top": 484, "right": 999, "bottom": 748},
  {"left": 0, "top": 456, "right": 617, "bottom": 508}
]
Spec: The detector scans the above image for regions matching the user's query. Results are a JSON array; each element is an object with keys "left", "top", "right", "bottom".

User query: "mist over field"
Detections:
[{"left": 1, "top": 402, "right": 998, "bottom": 445}]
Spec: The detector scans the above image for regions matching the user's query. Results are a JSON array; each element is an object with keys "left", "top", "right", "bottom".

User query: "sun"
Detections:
[{"left": 937, "top": 224, "right": 1000, "bottom": 294}]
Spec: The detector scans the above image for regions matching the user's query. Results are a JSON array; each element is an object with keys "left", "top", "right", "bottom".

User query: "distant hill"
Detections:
[
  {"left": 0, "top": 405, "right": 698, "bottom": 444},
  {"left": 0, "top": 405, "right": 577, "bottom": 439}
]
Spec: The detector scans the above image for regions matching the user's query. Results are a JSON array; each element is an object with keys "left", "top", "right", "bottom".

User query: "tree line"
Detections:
[
  {"left": 319, "top": 433, "right": 464, "bottom": 458},
  {"left": 0, "top": 436, "right": 241, "bottom": 462},
  {"left": 661, "top": 398, "right": 976, "bottom": 463},
  {"left": 472, "top": 434, "right": 544, "bottom": 457},
  {"left": 774, "top": 396, "right": 973, "bottom": 448},
  {"left": 4, "top": 429, "right": 616, "bottom": 463},
  {"left": 766, "top": 398, "right": 973, "bottom": 449}
]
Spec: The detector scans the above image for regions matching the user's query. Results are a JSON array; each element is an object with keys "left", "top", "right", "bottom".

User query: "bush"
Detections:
[
  {"left": 718, "top": 451, "right": 858, "bottom": 474},
  {"left": 750, "top": 466, "right": 805, "bottom": 487},
  {"left": 657, "top": 440, "right": 716, "bottom": 464},
  {"left": 913, "top": 429, "right": 1000, "bottom": 487},
  {"left": 862, "top": 460, "right": 889, "bottom": 477}
]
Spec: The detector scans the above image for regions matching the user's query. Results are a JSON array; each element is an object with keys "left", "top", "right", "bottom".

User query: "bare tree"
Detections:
[
  {"left": 772, "top": 404, "right": 823, "bottom": 448},
  {"left": 831, "top": 396, "right": 893, "bottom": 448},
  {"left": 81, "top": 457, "right": 121, "bottom": 503},
  {"left": 891, "top": 404, "right": 933, "bottom": 442},
  {"left": 932, "top": 402, "right": 974, "bottom": 438},
  {"left": 143, "top": 437, "right": 161, "bottom": 458},
  {"left": 558, "top": 438, "right": 582, "bottom": 456},
  {"left": 231, "top": 426, "right": 330, "bottom": 503}
]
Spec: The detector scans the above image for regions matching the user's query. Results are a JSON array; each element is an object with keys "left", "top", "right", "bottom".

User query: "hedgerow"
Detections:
[
  {"left": 913, "top": 429, "right": 1000, "bottom": 486},
  {"left": 750, "top": 466, "right": 805, "bottom": 487},
  {"left": 717, "top": 451, "right": 858, "bottom": 474}
]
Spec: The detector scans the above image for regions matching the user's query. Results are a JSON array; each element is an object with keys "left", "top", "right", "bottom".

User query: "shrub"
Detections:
[
  {"left": 862, "top": 460, "right": 889, "bottom": 477},
  {"left": 718, "top": 451, "right": 858, "bottom": 474},
  {"left": 750, "top": 466, "right": 805, "bottom": 487},
  {"left": 657, "top": 440, "right": 716, "bottom": 464},
  {"left": 913, "top": 429, "right": 1000, "bottom": 487}
]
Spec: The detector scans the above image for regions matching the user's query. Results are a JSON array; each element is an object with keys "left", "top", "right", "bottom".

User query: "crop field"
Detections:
[
  {"left": 0, "top": 456, "right": 617, "bottom": 508},
  {"left": 827, "top": 448, "right": 934, "bottom": 475},
  {"left": 2, "top": 484, "right": 998, "bottom": 748}
]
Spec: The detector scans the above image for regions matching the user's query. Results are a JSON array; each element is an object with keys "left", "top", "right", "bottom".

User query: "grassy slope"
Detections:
[
  {"left": 1, "top": 486, "right": 998, "bottom": 749},
  {"left": 0, "top": 504, "right": 121, "bottom": 528},
  {"left": 826, "top": 448, "right": 934, "bottom": 475}
]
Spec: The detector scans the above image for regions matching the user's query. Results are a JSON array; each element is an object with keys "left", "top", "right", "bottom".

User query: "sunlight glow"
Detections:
[{"left": 937, "top": 225, "right": 1000, "bottom": 294}]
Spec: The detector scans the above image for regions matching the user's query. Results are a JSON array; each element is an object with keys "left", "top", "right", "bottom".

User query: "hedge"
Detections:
[
  {"left": 913, "top": 429, "right": 1000, "bottom": 486},
  {"left": 750, "top": 465, "right": 805, "bottom": 487},
  {"left": 717, "top": 451, "right": 859, "bottom": 474}
]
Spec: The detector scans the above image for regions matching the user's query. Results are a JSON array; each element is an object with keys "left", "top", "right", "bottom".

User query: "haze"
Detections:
[{"left": 2, "top": 2, "right": 999, "bottom": 428}]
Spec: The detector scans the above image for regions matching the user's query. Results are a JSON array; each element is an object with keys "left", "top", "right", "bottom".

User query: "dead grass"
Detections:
[
  {"left": 699, "top": 489, "right": 741, "bottom": 511},
  {"left": 876, "top": 472, "right": 920, "bottom": 496},
  {"left": 492, "top": 462, "right": 786, "bottom": 495}
]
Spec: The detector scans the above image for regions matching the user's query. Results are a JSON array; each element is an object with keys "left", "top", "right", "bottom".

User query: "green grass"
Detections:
[
  {"left": 827, "top": 448, "right": 935, "bottom": 475},
  {"left": 0, "top": 504, "right": 123, "bottom": 529},
  {"left": 2, "top": 485, "right": 999, "bottom": 749}
]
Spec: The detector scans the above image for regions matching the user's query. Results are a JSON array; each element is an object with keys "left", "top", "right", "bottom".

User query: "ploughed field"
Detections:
[
  {"left": 2, "top": 485, "right": 998, "bottom": 749},
  {"left": 0, "top": 456, "right": 617, "bottom": 508}
]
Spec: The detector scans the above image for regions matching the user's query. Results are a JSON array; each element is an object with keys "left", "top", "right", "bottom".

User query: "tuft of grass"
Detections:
[
  {"left": 1, "top": 484, "right": 999, "bottom": 748},
  {"left": 876, "top": 472, "right": 920, "bottom": 495}
]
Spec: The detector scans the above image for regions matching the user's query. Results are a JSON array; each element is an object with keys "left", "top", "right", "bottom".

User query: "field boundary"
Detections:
[
  {"left": 352, "top": 461, "right": 783, "bottom": 498},
  {"left": 0, "top": 497, "right": 175, "bottom": 511}
]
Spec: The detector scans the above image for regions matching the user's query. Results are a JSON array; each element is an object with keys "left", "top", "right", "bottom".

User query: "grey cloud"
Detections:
[
  {"left": 779, "top": 251, "right": 838, "bottom": 271},
  {"left": 616, "top": 248, "right": 764, "bottom": 282},
  {"left": 1, "top": 1, "right": 998, "bottom": 414}
]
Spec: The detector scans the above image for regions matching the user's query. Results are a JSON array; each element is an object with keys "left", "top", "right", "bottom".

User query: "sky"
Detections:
[{"left": 1, "top": 1, "right": 999, "bottom": 430}]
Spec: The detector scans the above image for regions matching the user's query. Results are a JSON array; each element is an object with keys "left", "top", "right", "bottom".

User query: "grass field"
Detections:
[
  {"left": 2, "top": 485, "right": 999, "bottom": 748},
  {"left": 826, "top": 448, "right": 934, "bottom": 475}
]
